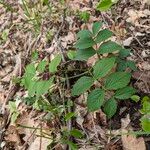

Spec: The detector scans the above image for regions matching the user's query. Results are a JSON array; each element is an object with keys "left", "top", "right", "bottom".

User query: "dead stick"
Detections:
[{"left": 54, "top": 8, "right": 72, "bottom": 150}]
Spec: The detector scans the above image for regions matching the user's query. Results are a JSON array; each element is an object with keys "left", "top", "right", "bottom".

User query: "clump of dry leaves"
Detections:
[{"left": 0, "top": 0, "right": 150, "bottom": 150}]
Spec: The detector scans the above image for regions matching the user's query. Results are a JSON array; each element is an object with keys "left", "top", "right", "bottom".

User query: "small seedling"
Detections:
[
  {"left": 97, "top": 0, "right": 119, "bottom": 11},
  {"left": 8, "top": 101, "right": 20, "bottom": 123},
  {"left": 140, "top": 96, "right": 150, "bottom": 132},
  {"left": 78, "top": 11, "right": 90, "bottom": 22}
]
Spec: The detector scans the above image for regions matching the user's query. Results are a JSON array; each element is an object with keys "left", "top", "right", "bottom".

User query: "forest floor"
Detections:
[{"left": 0, "top": 0, "right": 150, "bottom": 150}]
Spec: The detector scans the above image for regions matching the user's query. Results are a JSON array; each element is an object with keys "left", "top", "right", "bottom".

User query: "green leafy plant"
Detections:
[
  {"left": 97, "top": 0, "right": 119, "bottom": 11},
  {"left": 140, "top": 96, "right": 150, "bottom": 132},
  {"left": 1, "top": 29, "right": 9, "bottom": 42},
  {"left": 21, "top": 0, "right": 52, "bottom": 33},
  {"left": 61, "top": 128, "right": 83, "bottom": 150},
  {"left": 72, "top": 21, "right": 136, "bottom": 118},
  {"left": 8, "top": 101, "right": 20, "bottom": 123},
  {"left": 20, "top": 21, "right": 138, "bottom": 149},
  {"left": 21, "top": 53, "right": 62, "bottom": 106},
  {"left": 78, "top": 11, "right": 90, "bottom": 22}
]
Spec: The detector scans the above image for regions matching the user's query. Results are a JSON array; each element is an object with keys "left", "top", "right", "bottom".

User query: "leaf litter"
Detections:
[{"left": 0, "top": 0, "right": 150, "bottom": 149}]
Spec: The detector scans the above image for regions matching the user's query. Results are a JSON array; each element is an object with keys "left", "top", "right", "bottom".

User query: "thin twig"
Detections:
[
  {"left": 54, "top": 7, "right": 72, "bottom": 150},
  {"left": 39, "top": 123, "right": 42, "bottom": 150},
  {"left": 54, "top": 9, "right": 66, "bottom": 62}
]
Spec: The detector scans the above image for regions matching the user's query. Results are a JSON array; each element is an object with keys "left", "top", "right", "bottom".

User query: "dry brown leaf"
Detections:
[
  {"left": 123, "top": 37, "right": 133, "bottom": 46},
  {"left": 134, "top": 0, "right": 150, "bottom": 5},
  {"left": 16, "top": 111, "right": 38, "bottom": 141},
  {"left": 79, "top": 146, "right": 97, "bottom": 150},
  {"left": 126, "top": 10, "right": 147, "bottom": 25},
  {"left": 121, "top": 115, "right": 146, "bottom": 150},
  {"left": 132, "top": 71, "right": 150, "bottom": 82},
  {"left": 5, "top": 125, "right": 22, "bottom": 145},
  {"left": 87, "top": 54, "right": 98, "bottom": 67},
  {"left": 28, "top": 137, "right": 51, "bottom": 150}
]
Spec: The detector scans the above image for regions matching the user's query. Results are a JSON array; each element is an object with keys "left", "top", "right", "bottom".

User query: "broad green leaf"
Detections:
[
  {"left": 21, "top": 64, "right": 36, "bottom": 91},
  {"left": 114, "top": 86, "right": 136, "bottom": 100},
  {"left": 95, "top": 29, "right": 113, "bottom": 43},
  {"left": 119, "top": 49, "right": 131, "bottom": 58},
  {"left": 126, "top": 60, "right": 137, "bottom": 71},
  {"left": 131, "top": 95, "right": 140, "bottom": 102},
  {"left": 75, "top": 37, "right": 95, "bottom": 49},
  {"left": 142, "top": 96, "right": 150, "bottom": 103},
  {"left": 70, "top": 129, "right": 83, "bottom": 138},
  {"left": 87, "top": 88, "right": 105, "bottom": 112},
  {"left": 36, "top": 77, "right": 54, "bottom": 97},
  {"left": 141, "top": 116, "right": 150, "bottom": 132},
  {"left": 103, "top": 98, "right": 117, "bottom": 119},
  {"left": 25, "top": 63, "right": 36, "bottom": 77},
  {"left": 67, "top": 50, "right": 76, "bottom": 60},
  {"left": 75, "top": 47, "right": 96, "bottom": 60},
  {"left": 93, "top": 57, "right": 116, "bottom": 79},
  {"left": 105, "top": 72, "right": 131, "bottom": 90},
  {"left": 98, "top": 41, "right": 122, "bottom": 54},
  {"left": 21, "top": 75, "right": 30, "bottom": 89},
  {"left": 22, "top": 64, "right": 36, "bottom": 90},
  {"left": 28, "top": 80, "right": 37, "bottom": 97},
  {"left": 97, "top": 0, "right": 113, "bottom": 11},
  {"left": 49, "top": 54, "right": 61, "bottom": 73},
  {"left": 92, "top": 22, "right": 103, "bottom": 36},
  {"left": 65, "top": 112, "right": 75, "bottom": 121},
  {"left": 71, "top": 76, "right": 94, "bottom": 96},
  {"left": 140, "top": 101, "right": 150, "bottom": 114},
  {"left": 37, "top": 60, "right": 47, "bottom": 73},
  {"left": 77, "top": 30, "right": 92, "bottom": 39}
]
